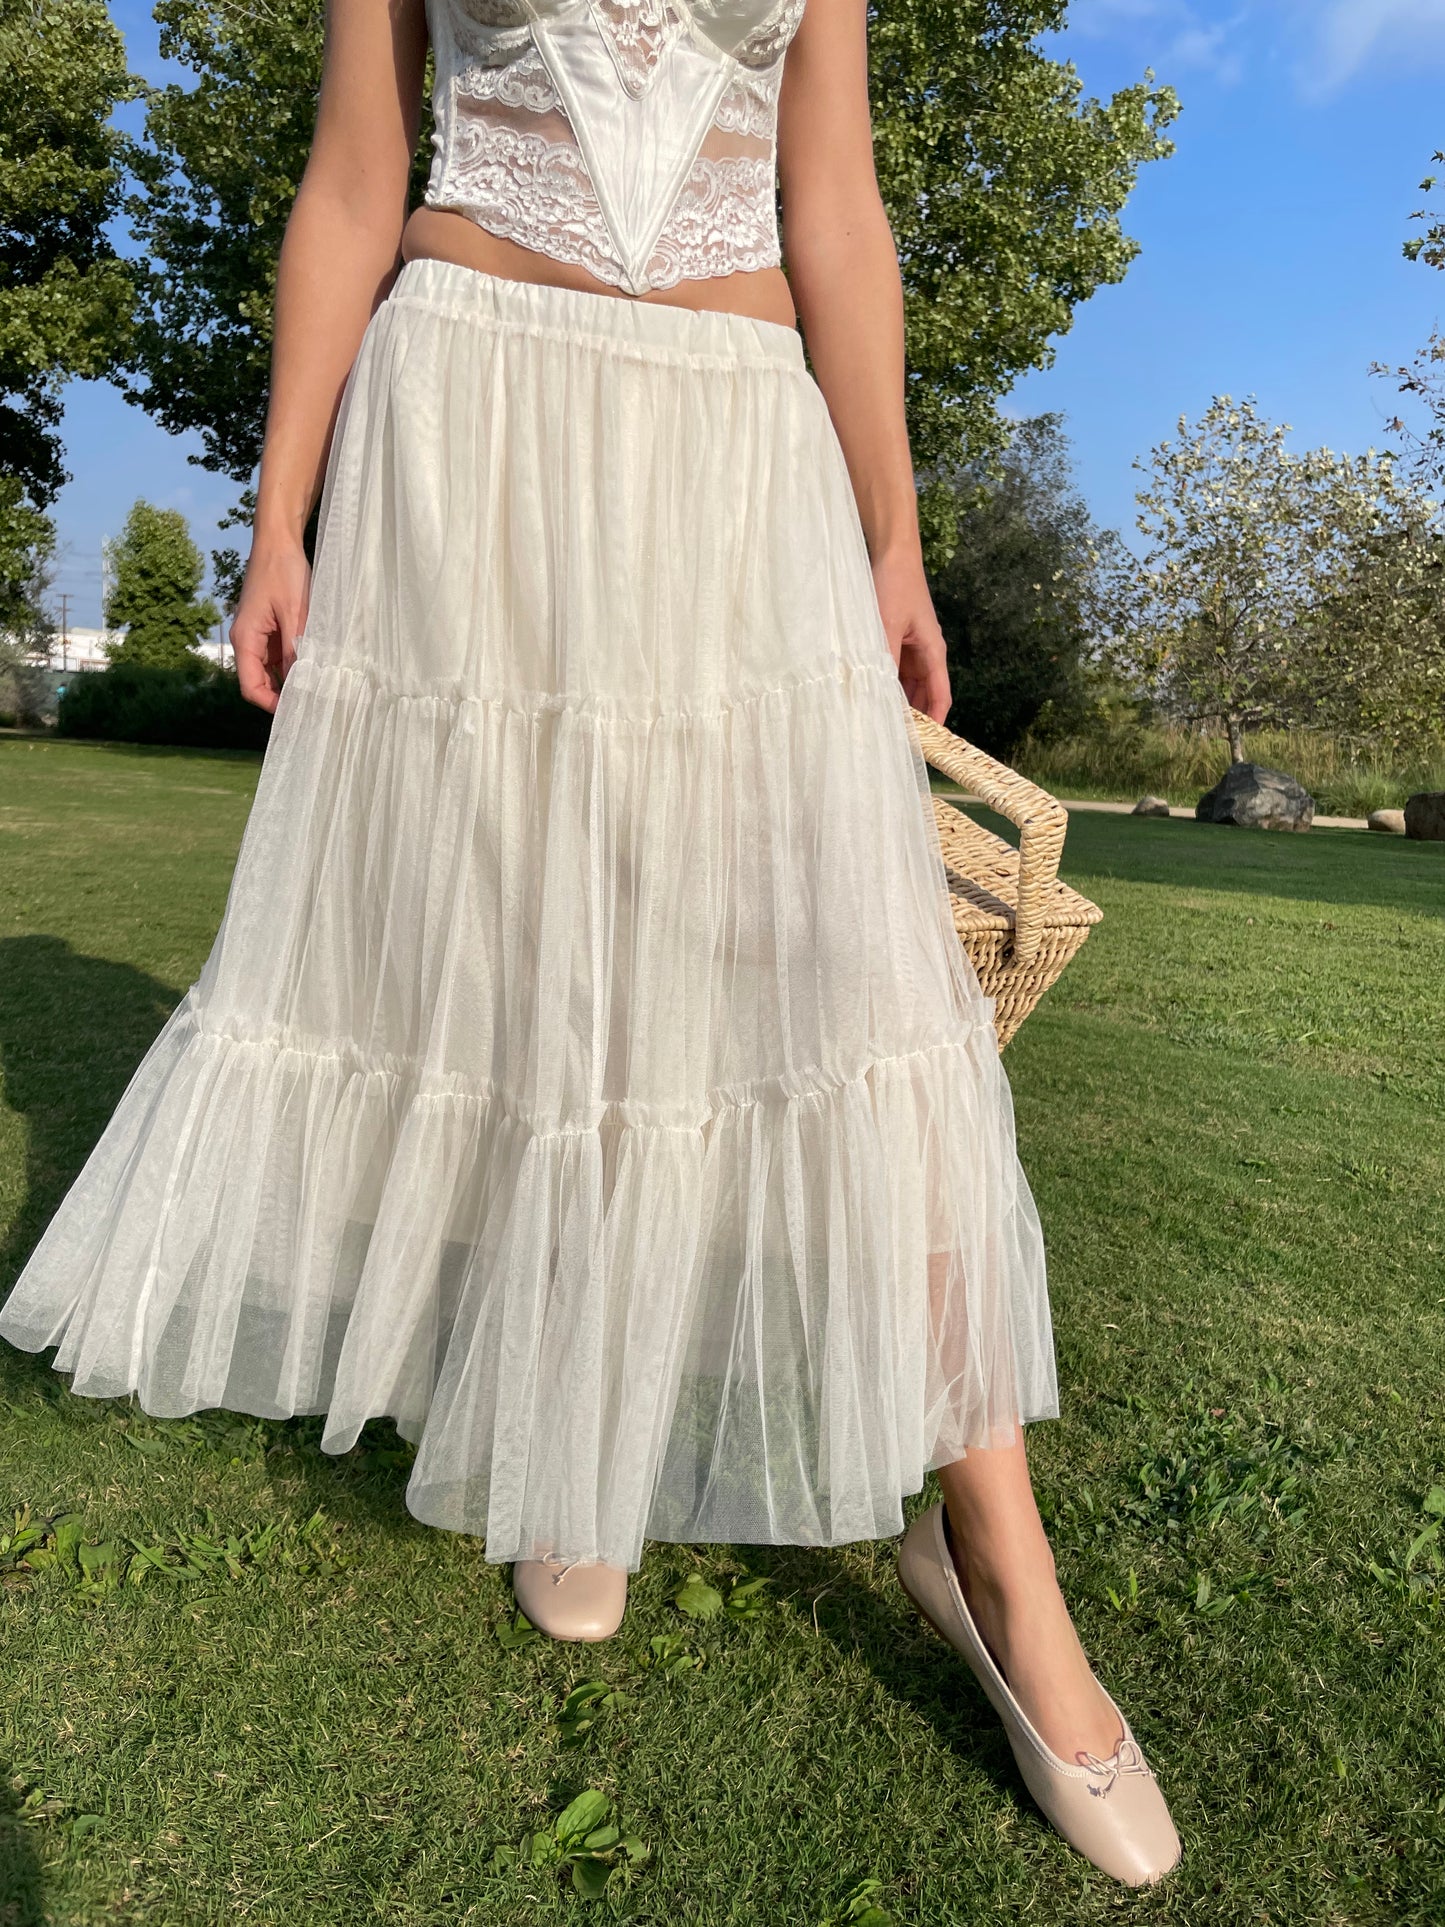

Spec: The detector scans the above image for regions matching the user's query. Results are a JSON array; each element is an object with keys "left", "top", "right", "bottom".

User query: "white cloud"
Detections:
[
  {"left": 1294, "top": 0, "right": 1445, "bottom": 96},
  {"left": 1065, "top": 1, "right": 1248, "bottom": 85},
  {"left": 1166, "top": 21, "right": 1245, "bottom": 83},
  {"left": 1068, "top": 0, "right": 1445, "bottom": 97}
]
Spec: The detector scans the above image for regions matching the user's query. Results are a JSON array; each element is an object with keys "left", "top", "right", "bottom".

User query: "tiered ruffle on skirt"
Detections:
[{"left": 0, "top": 260, "right": 1057, "bottom": 1569}]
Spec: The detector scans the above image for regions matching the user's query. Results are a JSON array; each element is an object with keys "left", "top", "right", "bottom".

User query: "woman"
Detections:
[{"left": 0, "top": 0, "right": 1180, "bottom": 1886}]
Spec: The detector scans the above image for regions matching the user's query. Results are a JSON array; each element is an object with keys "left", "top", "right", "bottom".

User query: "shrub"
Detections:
[
  {"left": 1013, "top": 722, "right": 1445, "bottom": 819},
  {"left": 56, "top": 661, "right": 270, "bottom": 750}
]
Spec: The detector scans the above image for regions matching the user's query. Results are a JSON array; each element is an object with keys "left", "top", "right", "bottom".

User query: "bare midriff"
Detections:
[{"left": 401, "top": 206, "right": 799, "bottom": 330}]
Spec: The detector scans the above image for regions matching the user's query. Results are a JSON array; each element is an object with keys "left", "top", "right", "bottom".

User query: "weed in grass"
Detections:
[
  {"left": 816, "top": 1877, "right": 894, "bottom": 1926},
  {"left": 1038, "top": 1483, "right": 1111, "bottom": 1550},
  {"left": 2, "top": 1502, "right": 347, "bottom": 1594},
  {"left": 556, "top": 1679, "right": 632, "bottom": 1747},
  {"left": 1119, "top": 1397, "right": 1321, "bottom": 1548},
  {"left": 489, "top": 1788, "right": 649, "bottom": 1902},
  {"left": 1189, "top": 1571, "right": 1258, "bottom": 1618},
  {"left": 495, "top": 1607, "right": 542, "bottom": 1650},
  {"left": 109, "top": 1408, "right": 277, "bottom": 1464},
  {"left": 641, "top": 1631, "right": 705, "bottom": 1677},
  {"left": 1104, "top": 1567, "right": 1141, "bottom": 1615},
  {"left": 671, "top": 1570, "right": 773, "bottom": 1622},
  {"left": 672, "top": 1571, "right": 724, "bottom": 1619},
  {"left": 1365, "top": 1485, "right": 1445, "bottom": 1610}
]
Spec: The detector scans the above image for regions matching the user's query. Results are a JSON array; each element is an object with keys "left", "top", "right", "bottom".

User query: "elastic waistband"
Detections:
[{"left": 387, "top": 257, "right": 807, "bottom": 372}]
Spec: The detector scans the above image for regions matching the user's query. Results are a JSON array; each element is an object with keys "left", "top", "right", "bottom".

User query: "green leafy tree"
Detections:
[
  {"left": 1295, "top": 479, "right": 1445, "bottom": 758},
  {"left": 104, "top": 501, "right": 220, "bottom": 668},
  {"left": 0, "top": 0, "right": 136, "bottom": 511},
  {"left": 1104, "top": 396, "right": 1445, "bottom": 761},
  {"left": 122, "top": 0, "right": 1173, "bottom": 576},
  {"left": 121, "top": 0, "right": 432, "bottom": 491},
  {"left": 870, "top": 1, "right": 1178, "bottom": 564},
  {"left": 0, "top": 479, "right": 56, "bottom": 635},
  {"left": 0, "top": 482, "right": 56, "bottom": 724},
  {"left": 1376, "top": 154, "right": 1445, "bottom": 497},
  {"left": 928, "top": 415, "right": 1118, "bottom": 755}
]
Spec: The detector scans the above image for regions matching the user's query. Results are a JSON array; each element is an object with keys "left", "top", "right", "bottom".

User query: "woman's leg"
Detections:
[{"left": 936, "top": 1434, "right": 1124, "bottom": 1763}]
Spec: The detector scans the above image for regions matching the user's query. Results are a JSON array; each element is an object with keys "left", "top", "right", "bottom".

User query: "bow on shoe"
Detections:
[{"left": 1078, "top": 1736, "right": 1154, "bottom": 1799}]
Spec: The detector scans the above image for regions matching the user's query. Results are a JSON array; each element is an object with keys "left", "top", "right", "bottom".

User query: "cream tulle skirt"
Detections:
[{"left": 0, "top": 261, "right": 1057, "bottom": 1569}]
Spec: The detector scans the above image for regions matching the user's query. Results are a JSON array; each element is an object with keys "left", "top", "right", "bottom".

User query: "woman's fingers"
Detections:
[
  {"left": 229, "top": 549, "right": 311, "bottom": 712},
  {"left": 231, "top": 610, "right": 281, "bottom": 713}
]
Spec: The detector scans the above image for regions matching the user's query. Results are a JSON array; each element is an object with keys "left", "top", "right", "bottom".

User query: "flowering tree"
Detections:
[
  {"left": 1104, "top": 397, "right": 1445, "bottom": 761},
  {"left": 1375, "top": 152, "right": 1445, "bottom": 495}
]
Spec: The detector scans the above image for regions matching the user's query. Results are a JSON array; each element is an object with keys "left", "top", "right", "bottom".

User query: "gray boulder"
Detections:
[
  {"left": 1196, "top": 762, "right": 1314, "bottom": 831},
  {"left": 1367, "top": 808, "right": 1406, "bottom": 836},
  {"left": 1404, "top": 792, "right": 1445, "bottom": 841},
  {"left": 1133, "top": 795, "right": 1171, "bottom": 818}
]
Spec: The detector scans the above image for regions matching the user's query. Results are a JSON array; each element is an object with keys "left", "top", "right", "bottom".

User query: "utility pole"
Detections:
[{"left": 57, "top": 592, "right": 71, "bottom": 672}]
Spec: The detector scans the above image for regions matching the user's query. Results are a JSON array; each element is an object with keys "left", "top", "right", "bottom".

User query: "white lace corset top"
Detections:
[{"left": 423, "top": 0, "right": 808, "bottom": 296}]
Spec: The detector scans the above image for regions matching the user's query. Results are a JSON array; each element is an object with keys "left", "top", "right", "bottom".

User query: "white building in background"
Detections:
[{"left": 48, "top": 628, "right": 234, "bottom": 675}]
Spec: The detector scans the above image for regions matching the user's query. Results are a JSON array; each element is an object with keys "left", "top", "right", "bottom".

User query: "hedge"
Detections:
[{"left": 56, "top": 663, "right": 272, "bottom": 751}]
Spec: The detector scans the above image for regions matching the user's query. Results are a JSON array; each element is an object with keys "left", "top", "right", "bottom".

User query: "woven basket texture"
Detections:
[{"left": 909, "top": 709, "right": 1102, "bottom": 1050}]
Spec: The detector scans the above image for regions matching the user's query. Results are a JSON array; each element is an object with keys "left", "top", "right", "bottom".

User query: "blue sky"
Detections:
[{"left": 47, "top": 0, "right": 1445, "bottom": 624}]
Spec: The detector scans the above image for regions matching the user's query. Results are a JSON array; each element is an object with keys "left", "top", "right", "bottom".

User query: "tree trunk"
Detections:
[{"left": 1226, "top": 713, "right": 1247, "bottom": 763}]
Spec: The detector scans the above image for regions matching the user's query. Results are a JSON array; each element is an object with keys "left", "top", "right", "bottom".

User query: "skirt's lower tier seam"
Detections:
[
  {"left": 185, "top": 996, "right": 994, "bottom": 1141},
  {"left": 284, "top": 651, "right": 899, "bottom": 728}
]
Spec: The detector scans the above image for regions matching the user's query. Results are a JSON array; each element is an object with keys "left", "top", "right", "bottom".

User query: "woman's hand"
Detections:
[
  {"left": 230, "top": 540, "right": 311, "bottom": 713},
  {"left": 872, "top": 548, "right": 951, "bottom": 724}
]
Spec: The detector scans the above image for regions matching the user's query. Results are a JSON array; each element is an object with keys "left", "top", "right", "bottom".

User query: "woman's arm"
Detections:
[
  {"left": 776, "top": 0, "right": 950, "bottom": 723},
  {"left": 232, "top": 0, "right": 428, "bottom": 711}
]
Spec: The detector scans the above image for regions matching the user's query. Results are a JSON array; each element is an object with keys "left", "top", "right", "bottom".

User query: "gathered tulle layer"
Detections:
[{"left": 0, "top": 262, "right": 1057, "bottom": 1568}]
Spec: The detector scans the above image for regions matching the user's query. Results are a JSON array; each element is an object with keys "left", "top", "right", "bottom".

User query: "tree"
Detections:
[
  {"left": 870, "top": 2, "right": 1178, "bottom": 564},
  {"left": 0, "top": 0, "right": 136, "bottom": 513},
  {"left": 0, "top": 478, "right": 56, "bottom": 637},
  {"left": 121, "top": 0, "right": 432, "bottom": 494},
  {"left": 1376, "top": 154, "right": 1445, "bottom": 497},
  {"left": 104, "top": 502, "right": 219, "bottom": 668},
  {"left": 1295, "top": 479, "right": 1445, "bottom": 757},
  {"left": 0, "top": 483, "right": 56, "bottom": 725},
  {"left": 1104, "top": 397, "right": 1445, "bottom": 761},
  {"left": 927, "top": 415, "right": 1118, "bottom": 755},
  {"left": 121, "top": 1, "right": 1175, "bottom": 573}
]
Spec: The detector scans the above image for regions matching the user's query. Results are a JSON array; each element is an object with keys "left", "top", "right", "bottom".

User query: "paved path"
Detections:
[{"left": 933, "top": 789, "right": 1370, "bottom": 832}]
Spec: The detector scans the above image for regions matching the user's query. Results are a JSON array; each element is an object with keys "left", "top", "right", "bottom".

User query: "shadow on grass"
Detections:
[
  {"left": 0, "top": 935, "right": 426, "bottom": 1531},
  {"left": 961, "top": 805, "right": 1445, "bottom": 917},
  {"left": 0, "top": 1776, "right": 46, "bottom": 1927},
  {"left": 740, "top": 1536, "right": 1027, "bottom": 1804},
  {"left": 0, "top": 935, "right": 177, "bottom": 1297}
]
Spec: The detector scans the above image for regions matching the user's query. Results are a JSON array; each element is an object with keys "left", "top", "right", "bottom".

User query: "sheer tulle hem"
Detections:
[{"left": 0, "top": 997, "right": 1056, "bottom": 1570}]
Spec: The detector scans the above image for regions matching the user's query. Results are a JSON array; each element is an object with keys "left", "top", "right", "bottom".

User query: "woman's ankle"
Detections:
[{"left": 944, "top": 1499, "right": 1058, "bottom": 1607}]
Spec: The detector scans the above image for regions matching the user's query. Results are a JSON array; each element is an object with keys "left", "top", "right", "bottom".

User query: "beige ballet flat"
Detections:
[
  {"left": 512, "top": 1554, "right": 628, "bottom": 1642},
  {"left": 897, "top": 1504, "right": 1181, "bottom": 1887}
]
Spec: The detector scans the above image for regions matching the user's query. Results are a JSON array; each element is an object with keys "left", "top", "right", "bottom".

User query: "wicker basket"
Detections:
[{"left": 909, "top": 708, "right": 1102, "bottom": 1050}]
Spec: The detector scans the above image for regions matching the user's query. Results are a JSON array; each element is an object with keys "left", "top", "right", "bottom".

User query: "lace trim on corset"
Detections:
[
  {"left": 650, "top": 151, "right": 779, "bottom": 285},
  {"left": 452, "top": 0, "right": 530, "bottom": 25},
  {"left": 443, "top": 120, "right": 625, "bottom": 285},
  {"left": 593, "top": 0, "right": 686, "bottom": 98},
  {"left": 456, "top": 43, "right": 561, "bottom": 113},
  {"left": 730, "top": 0, "right": 808, "bottom": 69},
  {"left": 715, "top": 67, "right": 781, "bottom": 140},
  {"left": 440, "top": 121, "right": 780, "bottom": 292}
]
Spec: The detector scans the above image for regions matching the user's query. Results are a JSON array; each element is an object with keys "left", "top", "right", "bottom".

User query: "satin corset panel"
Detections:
[{"left": 424, "top": 0, "right": 808, "bottom": 295}]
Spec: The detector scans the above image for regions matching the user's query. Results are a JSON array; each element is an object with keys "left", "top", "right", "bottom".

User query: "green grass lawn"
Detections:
[{"left": 2, "top": 737, "right": 1443, "bottom": 1927}]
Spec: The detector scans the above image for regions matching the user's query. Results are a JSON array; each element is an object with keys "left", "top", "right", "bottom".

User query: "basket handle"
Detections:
[{"left": 908, "top": 708, "right": 1069, "bottom": 967}]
